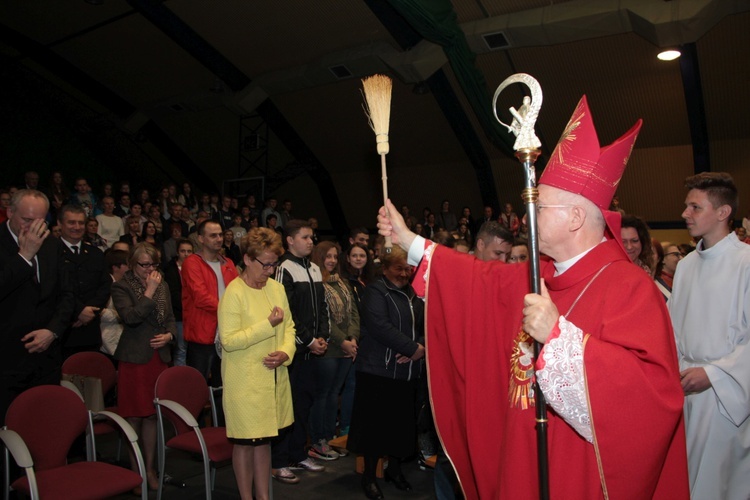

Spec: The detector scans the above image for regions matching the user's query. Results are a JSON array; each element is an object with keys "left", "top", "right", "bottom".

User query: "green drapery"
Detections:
[{"left": 387, "top": 0, "right": 515, "bottom": 155}]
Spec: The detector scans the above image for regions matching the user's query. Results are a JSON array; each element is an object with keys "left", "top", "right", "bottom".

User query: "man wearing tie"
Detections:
[
  {"left": 0, "top": 190, "right": 75, "bottom": 424},
  {"left": 58, "top": 205, "right": 112, "bottom": 359}
]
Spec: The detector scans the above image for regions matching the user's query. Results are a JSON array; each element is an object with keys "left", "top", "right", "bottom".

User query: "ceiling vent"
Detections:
[
  {"left": 168, "top": 103, "right": 189, "bottom": 113},
  {"left": 482, "top": 31, "right": 510, "bottom": 50},
  {"left": 329, "top": 65, "right": 353, "bottom": 79}
]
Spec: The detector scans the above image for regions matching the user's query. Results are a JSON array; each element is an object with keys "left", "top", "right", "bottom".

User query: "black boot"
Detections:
[
  {"left": 361, "top": 476, "right": 384, "bottom": 499},
  {"left": 384, "top": 471, "right": 412, "bottom": 491}
]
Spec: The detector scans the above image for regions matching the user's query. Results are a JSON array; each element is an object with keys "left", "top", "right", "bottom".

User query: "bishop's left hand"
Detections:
[{"left": 522, "top": 279, "right": 558, "bottom": 344}]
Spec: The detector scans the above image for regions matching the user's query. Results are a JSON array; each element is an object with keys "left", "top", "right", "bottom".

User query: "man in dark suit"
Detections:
[
  {"left": 475, "top": 205, "right": 494, "bottom": 234},
  {"left": 163, "top": 202, "right": 189, "bottom": 239},
  {"left": 0, "top": 190, "right": 75, "bottom": 424},
  {"left": 58, "top": 205, "right": 112, "bottom": 359},
  {"left": 113, "top": 192, "right": 131, "bottom": 218}
]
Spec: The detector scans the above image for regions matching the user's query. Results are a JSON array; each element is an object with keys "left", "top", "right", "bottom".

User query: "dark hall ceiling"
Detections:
[{"left": 1, "top": 0, "right": 749, "bottom": 233}]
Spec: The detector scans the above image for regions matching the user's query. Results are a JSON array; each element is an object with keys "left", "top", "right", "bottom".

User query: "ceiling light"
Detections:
[{"left": 657, "top": 49, "right": 681, "bottom": 61}]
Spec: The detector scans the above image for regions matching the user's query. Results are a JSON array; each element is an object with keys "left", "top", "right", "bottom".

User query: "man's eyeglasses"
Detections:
[
  {"left": 137, "top": 262, "right": 159, "bottom": 268},
  {"left": 255, "top": 258, "right": 280, "bottom": 270},
  {"left": 536, "top": 204, "right": 576, "bottom": 213},
  {"left": 664, "top": 252, "right": 683, "bottom": 258}
]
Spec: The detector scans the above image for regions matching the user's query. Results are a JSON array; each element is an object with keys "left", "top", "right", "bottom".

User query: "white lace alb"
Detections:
[{"left": 536, "top": 316, "right": 592, "bottom": 442}]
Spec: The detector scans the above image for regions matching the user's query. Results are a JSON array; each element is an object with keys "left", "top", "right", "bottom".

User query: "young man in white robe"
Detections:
[{"left": 669, "top": 171, "right": 750, "bottom": 500}]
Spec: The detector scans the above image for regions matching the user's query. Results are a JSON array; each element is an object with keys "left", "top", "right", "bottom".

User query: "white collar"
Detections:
[
  {"left": 61, "top": 238, "right": 82, "bottom": 252},
  {"left": 553, "top": 238, "right": 606, "bottom": 276}
]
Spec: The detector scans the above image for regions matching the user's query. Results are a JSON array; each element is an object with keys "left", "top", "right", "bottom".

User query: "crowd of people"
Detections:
[{"left": 1, "top": 130, "right": 749, "bottom": 500}]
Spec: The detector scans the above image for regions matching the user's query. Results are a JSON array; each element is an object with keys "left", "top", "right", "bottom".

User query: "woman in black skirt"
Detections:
[{"left": 347, "top": 246, "right": 425, "bottom": 499}]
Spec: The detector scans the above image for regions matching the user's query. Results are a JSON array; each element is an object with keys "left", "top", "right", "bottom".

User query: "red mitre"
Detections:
[
  {"left": 539, "top": 96, "right": 642, "bottom": 251},
  {"left": 539, "top": 95, "right": 642, "bottom": 209}
]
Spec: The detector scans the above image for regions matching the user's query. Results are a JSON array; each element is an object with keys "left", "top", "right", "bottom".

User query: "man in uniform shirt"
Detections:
[{"left": 58, "top": 205, "right": 111, "bottom": 358}]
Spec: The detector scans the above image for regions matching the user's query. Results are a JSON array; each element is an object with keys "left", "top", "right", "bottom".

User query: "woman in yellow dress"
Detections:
[{"left": 218, "top": 228, "right": 296, "bottom": 500}]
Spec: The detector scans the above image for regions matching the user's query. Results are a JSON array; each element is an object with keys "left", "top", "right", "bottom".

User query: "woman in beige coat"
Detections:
[{"left": 218, "top": 228, "right": 295, "bottom": 500}]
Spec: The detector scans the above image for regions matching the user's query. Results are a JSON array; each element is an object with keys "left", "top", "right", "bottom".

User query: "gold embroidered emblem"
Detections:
[
  {"left": 509, "top": 328, "right": 536, "bottom": 409},
  {"left": 555, "top": 109, "right": 584, "bottom": 164}
]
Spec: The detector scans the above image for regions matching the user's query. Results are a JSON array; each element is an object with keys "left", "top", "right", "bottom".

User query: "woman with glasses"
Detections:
[
  {"left": 655, "top": 243, "right": 682, "bottom": 300},
  {"left": 218, "top": 228, "right": 295, "bottom": 500},
  {"left": 111, "top": 242, "right": 175, "bottom": 492}
]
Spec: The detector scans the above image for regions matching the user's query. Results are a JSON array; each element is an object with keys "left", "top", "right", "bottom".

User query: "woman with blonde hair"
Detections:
[
  {"left": 218, "top": 227, "right": 296, "bottom": 499},
  {"left": 111, "top": 242, "right": 175, "bottom": 492}
]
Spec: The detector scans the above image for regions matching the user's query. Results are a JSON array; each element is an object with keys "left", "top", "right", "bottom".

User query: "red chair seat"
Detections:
[
  {"left": 166, "top": 426, "right": 233, "bottom": 463},
  {"left": 12, "top": 461, "right": 142, "bottom": 499}
]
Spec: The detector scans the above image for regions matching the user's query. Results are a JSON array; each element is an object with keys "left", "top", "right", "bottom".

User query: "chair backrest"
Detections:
[
  {"left": 5, "top": 385, "right": 88, "bottom": 471},
  {"left": 62, "top": 351, "right": 117, "bottom": 394},
  {"left": 154, "top": 366, "right": 210, "bottom": 435}
]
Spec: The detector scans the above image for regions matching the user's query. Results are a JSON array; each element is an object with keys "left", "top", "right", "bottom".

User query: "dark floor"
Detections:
[{"left": 100, "top": 433, "right": 437, "bottom": 500}]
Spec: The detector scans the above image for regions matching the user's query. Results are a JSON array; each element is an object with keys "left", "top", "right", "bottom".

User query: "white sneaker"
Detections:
[
  {"left": 291, "top": 457, "right": 325, "bottom": 472},
  {"left": 308, "top": 438, "right": 340, "bottom": 461}
]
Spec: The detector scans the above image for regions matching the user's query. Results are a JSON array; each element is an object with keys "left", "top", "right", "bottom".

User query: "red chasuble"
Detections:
[{"left": 422, "top": 239, "right": 688, "bottom": 499}]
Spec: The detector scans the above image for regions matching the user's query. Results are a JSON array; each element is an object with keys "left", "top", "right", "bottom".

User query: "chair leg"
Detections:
[
  {"left": 115, "top": 433, "right": 122, "bottom": 463},
  {"left": 4, "top": 446, "right": 9, "bottom": 500},
  {"left": 211, "top": 465, "right": 216, "bottom": 491},
  {"left": 156, "top": 422, "right": 165, "bottom": 500},
  {"left": 86, "top": 412, "right": 96, "bottom": 462},
  {"left": 203, "top": 455, "right": 212, "bottom": 500},
  {"left": 85, "top": 434, "right": 94, "bottom": 462}
]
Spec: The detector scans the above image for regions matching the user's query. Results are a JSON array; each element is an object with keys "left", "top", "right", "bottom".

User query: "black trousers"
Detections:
[{"left": 186, "top": 342, "right": 224, "bottom": 425}]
